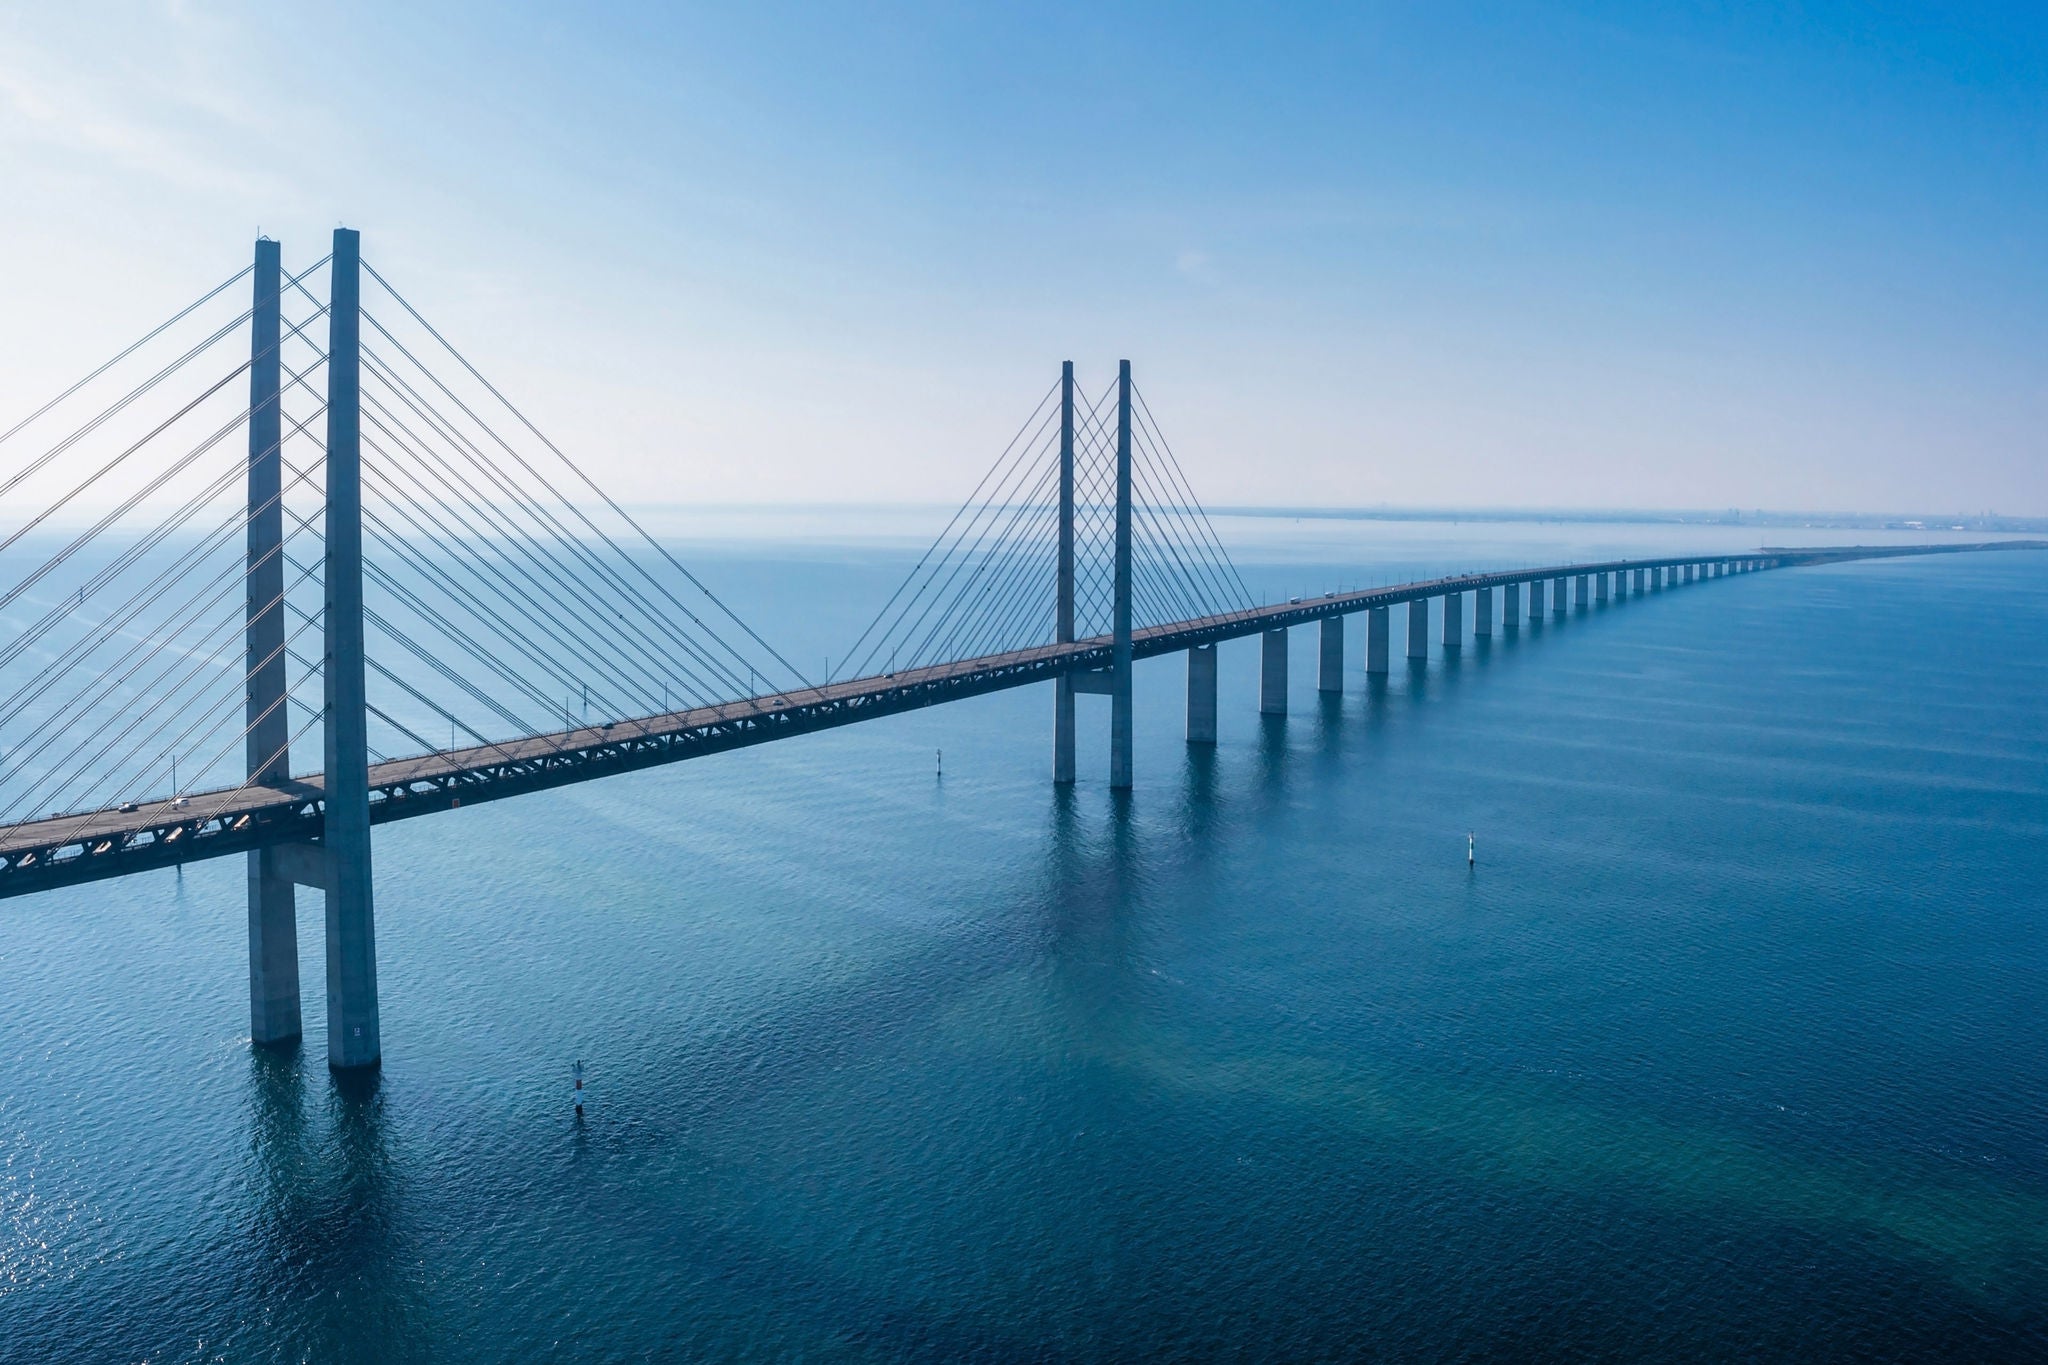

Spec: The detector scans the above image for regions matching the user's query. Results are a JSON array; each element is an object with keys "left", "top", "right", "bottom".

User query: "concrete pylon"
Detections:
[
  {"left": 1186, "top": 644, "right": 1217, "bottom": 743},
  {"left": 245, "top": 237, "right": 299, "bottom": 1048},
  {"left": 1552, "top": 577, "right": 1567, "bottom": 617},
  {"left": 1474, "top": 586, "right": 1493, "bottom": 636},
  {"left": 1406, "top": 598, "right": 1428, "bottom": 659},
  {"left": 1261, "top": 628, "right": 1288, "bottom": 714},
  {"left": 1504, "top": 581, "right": 1522, "bottom": 627},
  {"left": 1110, "top": 361, "right": 1133, "bottom": 789},
  {"left": 1318, "top": 616, "right": 1343, "bottom": 692},
  {"left": 1441, "top": 590, "right": 1463, "bottom": 646},
  {"left": 1529, "top": 578, "right": 1546, "bottom": 618},
  {"left": 323, "top": 228, "right": 379, "bottom": 1071},
  {"left": 1365, "top": 607, "right": 1389, "bottom": 674},
  {"left": 1053, "top": 362, "right": 1076, "bottom": 785}
]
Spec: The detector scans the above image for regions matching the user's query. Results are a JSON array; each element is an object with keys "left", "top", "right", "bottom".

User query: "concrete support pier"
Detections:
[
  {"left": 1053, "top": 677, "right": 1076, "bottom": 783},
  {"left": 1261, "top": 628, "right": 1288, "bottom": 714},
  {"left": 1574, "top": 574, "right": 1589, "bottom": 609},
  {"left": 1366, "top": 607, "right": 1389, "bottom": 674},
  {"left": 1504, "top": 582, "right": 1522, "bottom": 627},
  {"left": 1052, "top": 361, "right": 1076, "bottom": 785},
  {"left": 1441, "top": 590, "right": 1463, "bottom": 647},
  {"left": 244, "top": 237, "right": 299, "bottom": 1048},
  {"left": 1407, "top": 598, "right": 1429, "bottom": 660},
  {"left": 1596, "top": 571, "right": 1609, "bottom": 602},
  {"left": 1552, "top": 577, "right": 1567, "bottom": 617},
  {"left": 323, "top": 227, "right": 379, "bottom": 1071},
  {"left": 1318, "top": 616, "right": 1343, "bottom": 692},
  {"left": 1529, "top": 578, "right": 1547, "bottom": 618},
  {"left": 1474, "top": 586, "right": 1493, "bottom": 636},
  {"left": 1186, "top": 644, "right": 1217, "bottom": 743},
  {"left": 1110, "top": 361, "right": 1134, "bottom": 789}
]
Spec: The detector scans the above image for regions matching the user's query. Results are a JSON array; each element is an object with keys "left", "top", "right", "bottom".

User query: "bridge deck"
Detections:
[{"left": 2, "top": 541, "right": 2038, "bottom": 898}]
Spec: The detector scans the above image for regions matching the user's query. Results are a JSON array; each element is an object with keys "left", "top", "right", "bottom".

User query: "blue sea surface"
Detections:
[{"left": 2, "top": 516, "right": 2045, "bottom": 1361}]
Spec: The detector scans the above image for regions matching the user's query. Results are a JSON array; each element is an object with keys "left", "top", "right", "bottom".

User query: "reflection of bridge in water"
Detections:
[{"left": 1, "top": 230, "right": 2034, "bottom": 1067}]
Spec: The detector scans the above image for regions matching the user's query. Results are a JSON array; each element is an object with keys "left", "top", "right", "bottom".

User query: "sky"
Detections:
[{"left": 0, "top": 1, "right": 2043, "bottom": 514}]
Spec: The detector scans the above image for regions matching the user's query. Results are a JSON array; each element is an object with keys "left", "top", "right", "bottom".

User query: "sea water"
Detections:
[{"left": 2, "top": 516, "right": 2044, "bottom": 1362}]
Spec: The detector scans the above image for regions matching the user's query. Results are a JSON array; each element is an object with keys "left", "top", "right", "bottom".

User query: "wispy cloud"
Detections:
[{"left": 0, "top": 23, "right": 289, "bottom": 202}]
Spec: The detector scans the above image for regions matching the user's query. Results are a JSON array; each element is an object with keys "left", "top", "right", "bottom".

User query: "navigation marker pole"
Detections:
[
  {"left": 573, "top": 1060, "right": 585, "bottom": 1116},
  {"left": 1468, "top": 832, "right": 1475, "bottom": 868}
]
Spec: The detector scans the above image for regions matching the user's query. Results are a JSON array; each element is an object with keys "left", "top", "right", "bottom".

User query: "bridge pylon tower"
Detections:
[
  {"left": 241, "top": 229, "right": 380, "bottom": 1070},
  {"left": 245, "top": 237, "right": 299, "bottom": 1047},
  {"left": 1051, "top": 360, "right": 1135, "bottom": 789}
]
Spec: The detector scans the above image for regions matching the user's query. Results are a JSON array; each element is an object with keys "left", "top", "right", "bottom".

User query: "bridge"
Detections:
[{"left": 1, "top": 231, "right": 2034, "bottom": 1069}]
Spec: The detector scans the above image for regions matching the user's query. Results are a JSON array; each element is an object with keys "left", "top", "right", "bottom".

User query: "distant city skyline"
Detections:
[{"left": 2, "top": 2, "right": 2043, "bottom": 514}]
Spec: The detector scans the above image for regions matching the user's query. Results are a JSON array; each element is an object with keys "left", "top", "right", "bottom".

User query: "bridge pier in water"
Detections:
[
  {"left": 240, "top": 231, "right": 380, "bottom": 1068},
  {"left": 1366, "top": 607, "right": 1390, "bottom": 674},
  {"left": 1529, "top": 578, "right": 1547, "bottom": 618},
  {"left": 1504, "top": 582, "right": 1522, "bottom": 627},
  {"left": 1406, "top": 598, "right": 1429, "bottom": 660},
  {"left": 1048, "top": 359, "right": 1134, "bottom": 786},
  {"left": 1552, "top": 577, "right": 1567, "bottom": 617},
  {"left": 1052, "top": 363, "right": 1077, "bottom": 784},
  {"left": 1109, "top": 362, "right": 1135, "bottom": 787},
  {"left": 321, "top": 229, "right": 380, "bottom": 1070},
  {"left": 1261, "top": 629, "right": 1289, "bottom": 713},
  {"left": 244, "top": 238, "right": 299, "bottom": 1047},
  {"left": 1319, "top": 616, "right": 1344, "bottom": 692},
  {"left": 1441, "top": 590, "right": 1463, "bottom": 646},
  {"left": 1475, "top": 586, "right": 1493, "bottom": 636},
  {"left": 1186, "top": 644, "right": 1217, "bottom": 743}
]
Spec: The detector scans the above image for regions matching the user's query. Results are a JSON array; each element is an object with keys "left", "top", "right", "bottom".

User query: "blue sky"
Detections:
[{"left": 1, "top": 2, "right": 2043, "bottom": 511}]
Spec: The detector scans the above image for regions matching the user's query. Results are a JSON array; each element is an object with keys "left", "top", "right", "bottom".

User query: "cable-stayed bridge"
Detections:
[{"left": 1, "top": 231, "right": 2035, "bottom": 1068}]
